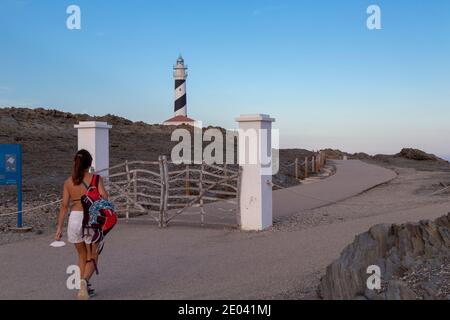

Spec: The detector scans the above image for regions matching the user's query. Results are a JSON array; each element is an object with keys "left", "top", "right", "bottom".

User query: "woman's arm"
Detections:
[
  {"left": 98, "top": 176, "right": 109, "bottom": 200},
  {"left": 55, "top": 181, "right": 70, "bottom": 241}
]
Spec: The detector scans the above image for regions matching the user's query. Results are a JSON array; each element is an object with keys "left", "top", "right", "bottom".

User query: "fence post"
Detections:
[
  {"left": 295, "top": 158, "right": 299, "bottom": 180},
  {"left": 312, "top": 156, "right": 316, "bottom": 173},
  {"left": 317, "top": 154, "right": 321, "bottom": 172},
  {"left": 133, "top": 170, "right": 138, "bottom": 214},
  {"left": 304, "top": 156, "right": 308, "bottom": 178},
  {"left": 125, "top": 160, "right": 130, "bottom": 221},
  {"left": 199, "top": 162, "right": 205, "bottom": 226},
  {"left": 162, "top": 156, "right": 169, "bottom": 227},
  {"left": 133, "top": 170, "right": 138, "bottom": 204},
  {"left": 224, "top": 163, "right": 228, "bottom": 181},
  {"left": 235, "top": 114, "right": 275, "bottom": 231},
  {"left": 158, "top": 156, "right": 168, "bottom": 228},
  {"left": 158, "top": 156, "right": 164, "bottom": 227},
  {"left": 185, "top": 164, "right": 190, "bottom": 196}
]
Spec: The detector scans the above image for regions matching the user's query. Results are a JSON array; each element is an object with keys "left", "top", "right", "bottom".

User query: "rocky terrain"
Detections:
[
  {"left": 323, "top": 147, "right": 448, "bottom": 164},
  {"left": 319, "top": 213, "right": 450, "bottom": 300},
  {"left": 0, "top": 107, "right": 316, "bottom": 194},
  {"left": 1, "top": 108, "right": 445, "bottom": 200}
]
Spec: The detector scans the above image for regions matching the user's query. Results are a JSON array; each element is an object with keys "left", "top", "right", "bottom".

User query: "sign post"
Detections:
[{"left": 0, "top": 144, "right": 23, "bottom": 228}]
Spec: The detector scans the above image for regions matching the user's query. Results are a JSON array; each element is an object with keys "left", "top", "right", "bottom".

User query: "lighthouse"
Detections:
[
  {"left": 163, "top": 55, "right": 196, "bottom": 126},
  {"left": 174, "top": 55, "right": 188, "bottom": 116}
]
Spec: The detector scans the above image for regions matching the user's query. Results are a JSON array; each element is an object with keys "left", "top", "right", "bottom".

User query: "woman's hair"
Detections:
[{"left": 72, "top": 149, "right": 93, "bottom": 185}]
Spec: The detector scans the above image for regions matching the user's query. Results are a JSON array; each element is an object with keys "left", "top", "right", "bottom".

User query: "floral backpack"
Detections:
[{"left": 81, "top": 174, "right": 118, "bottom": 257}]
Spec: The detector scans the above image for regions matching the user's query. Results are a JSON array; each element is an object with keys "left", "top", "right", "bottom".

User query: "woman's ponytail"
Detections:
[{"left": 72, "top": 149, "right": 93, "bottom": 185}]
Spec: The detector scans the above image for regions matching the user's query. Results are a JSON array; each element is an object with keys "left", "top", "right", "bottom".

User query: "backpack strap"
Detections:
[
  {"left": 91, "top": 174, "right": 100, "bottom": 188},
  {"left": 81, "top": 174, "right": 96, "bottom": 190},
  {"left": 82, "top": 175, "right": 99, "bottom": 190},
  {"left": 81, "top": 180, "right": 89, "bottom": 190},
  {"left": 86, "top": 257, "right": 99, "bottom": 275}
]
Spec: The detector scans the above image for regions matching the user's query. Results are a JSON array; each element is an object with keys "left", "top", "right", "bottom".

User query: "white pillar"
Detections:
[
  {"left": 74, "top": 121, "right": 112, "bottom": 182},
  {"left": 235, "top": 114, "right": 275, "bottom": 231}
]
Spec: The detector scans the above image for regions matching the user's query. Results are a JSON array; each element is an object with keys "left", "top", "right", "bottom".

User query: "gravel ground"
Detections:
[
  {"left": 396, "top": 256, "right": 450, "bottom": 300},
  {"left": 273, "top": 166, "right": 450, "bottom": 232},
  {"left": 270, "top": 159, "right": 450, "bottom": 298}
]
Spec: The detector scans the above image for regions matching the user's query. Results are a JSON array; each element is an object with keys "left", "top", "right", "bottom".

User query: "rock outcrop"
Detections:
[
  {"left": 396, "top": 148, "right": 439, "bottom": 161},
  {"left": 319, "top": 213, "right": 450, "bottom": 300},
  {"left": 321, "top": 147, "right": 446, "bottom": 163}
]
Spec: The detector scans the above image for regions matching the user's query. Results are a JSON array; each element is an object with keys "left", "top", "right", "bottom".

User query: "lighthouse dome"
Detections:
[{"left": 177, "top": 55, "right": 184, "bottom": 64}]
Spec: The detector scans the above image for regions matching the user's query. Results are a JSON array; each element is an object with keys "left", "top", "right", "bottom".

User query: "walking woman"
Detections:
[{"left": 55, "top": 149, "right": 108, "bottom": 300}]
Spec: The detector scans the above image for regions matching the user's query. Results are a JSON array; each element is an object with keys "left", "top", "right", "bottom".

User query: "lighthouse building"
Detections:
[{"left": 163, "top": 56, "right": 197, "bottom": 126}]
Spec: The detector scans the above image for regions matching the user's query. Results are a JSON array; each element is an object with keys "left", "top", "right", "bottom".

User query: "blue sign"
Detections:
[{"left": 0, "top": 144, "right": 23, "bottom": 227}]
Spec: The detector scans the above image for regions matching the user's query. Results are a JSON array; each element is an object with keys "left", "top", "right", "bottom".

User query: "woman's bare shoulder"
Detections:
[{"left": 64, "top": 177, "right": 74, "bottom": 187}]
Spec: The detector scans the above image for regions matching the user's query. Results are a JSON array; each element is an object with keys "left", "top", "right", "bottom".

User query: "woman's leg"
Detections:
[
  {"left": 83, "top": 242, "right": 99, "bottom": 281},
  {"left": 74, "top": 243, "right": 87, "bottom": 279},
  {"left": 75, "top": 243, "right": 89, "bottom": 300}
]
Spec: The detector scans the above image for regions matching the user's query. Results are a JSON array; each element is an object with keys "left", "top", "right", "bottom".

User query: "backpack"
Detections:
[{"left": 81, "top": 174, "right": 118, "bottom": 255}]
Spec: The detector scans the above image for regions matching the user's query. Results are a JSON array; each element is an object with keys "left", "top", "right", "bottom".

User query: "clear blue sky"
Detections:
[{"left": 1, "top": 0, "right": 449, "bottom": 158}]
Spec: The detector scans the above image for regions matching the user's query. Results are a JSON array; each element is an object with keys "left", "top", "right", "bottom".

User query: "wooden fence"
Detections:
[
  {"left": 292, "top": 151, "right": 327, "bottom": 180},
  {"left": 101, "top": 157, "right": 241, "bottom": 227},
  {"left": 100, "top": 151, "right": 327, "bottom": 226}
]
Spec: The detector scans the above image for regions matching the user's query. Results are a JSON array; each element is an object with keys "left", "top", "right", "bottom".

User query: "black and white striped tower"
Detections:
[{"left": 173, "top": 55, "right": 188, "bottom": 117}]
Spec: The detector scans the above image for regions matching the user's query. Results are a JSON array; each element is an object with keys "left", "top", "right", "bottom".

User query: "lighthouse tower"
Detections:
[
  {"left": 174, "top": 55, "right": 188, "bottom": 116},
  {"left": 163, "top": 55, "right": 196, "bottom": 126}
]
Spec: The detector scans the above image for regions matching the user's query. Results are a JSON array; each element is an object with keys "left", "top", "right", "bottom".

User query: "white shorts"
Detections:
[{"left": 67, "top": 211, "right": 93, "bottom": 244}]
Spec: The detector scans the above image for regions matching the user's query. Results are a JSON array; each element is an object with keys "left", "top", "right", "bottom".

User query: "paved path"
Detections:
[
  {"left": 273, "top": 160, "right": 397, "bottom": 218},
  {"left": 160, "top": 160, "right": 397, "bottom": 226},
  {"left": 0, "top": 160, "right": 416, "bottom": 300}
]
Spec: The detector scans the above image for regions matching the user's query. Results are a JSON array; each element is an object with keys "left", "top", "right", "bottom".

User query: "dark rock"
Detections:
[
  {"left": 319, "top": 213, "right": 450, "bottom": 300},
  {"left": 397, "top": 148, "right": 438, "bottom": 161}
]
